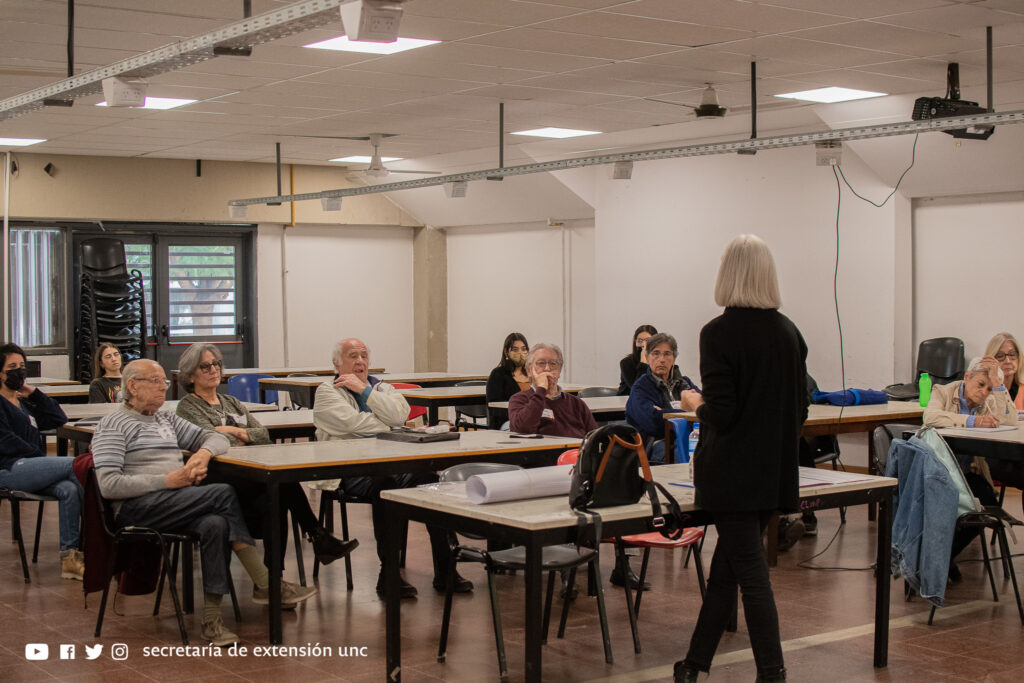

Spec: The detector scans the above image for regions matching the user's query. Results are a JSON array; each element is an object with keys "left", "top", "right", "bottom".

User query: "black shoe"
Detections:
[
  {"left": 376, "top": 572, "right": 418, "bottom": 600},
  {"left": 801, "top": 511, "right": 818, "bottom": 536},
  {"left": 777, "top": 518, "right": 805, "bottom": 552},
  {"left": 948, "top": 562, "right": 963, "bottom": 584},
  {"left": 755, "top": 666, "right": 787, "bottom": 682},
  {"left": 609, "top": 566, "right": 651, "bottom": 591},
  {"left": 673, "top": 660, "right": 700, "bottom": 682},
  {"left": 433, "top": 572, "right": 474, "bottom": 594},
  {"left": 311, "top": 527, "right": 359, "bottom": 566}
]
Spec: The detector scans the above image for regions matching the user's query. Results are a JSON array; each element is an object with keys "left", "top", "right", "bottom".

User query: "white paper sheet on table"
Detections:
[
  {"left": 465, "top": 465, "right": 574, "bottom": 504},
  {"left": 969, "top": 425, "right": 1018, "bottom": 432},
  {"left": 799, "top": 468, "right": 878, "bottom": 487}
]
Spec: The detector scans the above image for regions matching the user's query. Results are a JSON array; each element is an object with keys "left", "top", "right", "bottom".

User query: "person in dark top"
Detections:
[
  {"left": 88, "top": 342, "right": 123, "bottom": 403},
  {"left": 625, "top": 332, "right": 698, "bottom": 463},
  {"left": 674, "top": 235, "right": 807, "bottom": 683},
  {"left": 0, "top": 342, "right": 83, "bottom": 580},
  {"left": 617, "top": 324, "right": 657, "bottom": 395},
  {"left": 485, "top": 332, "right": 530, "bottom": 429},
  {"left": 982, "top": 332, "right": 1024, "bottom": 502}
]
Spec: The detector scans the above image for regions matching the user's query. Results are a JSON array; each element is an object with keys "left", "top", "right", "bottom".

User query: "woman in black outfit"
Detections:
[
  {"left": 485, "top": 332, "right": 530, "bottom": 429},
  {"left": 675, "top": 235, "right": 807, "bottom": 683},
  {"left": 617, "top": 324, "right": 657, "bottom": 395}
]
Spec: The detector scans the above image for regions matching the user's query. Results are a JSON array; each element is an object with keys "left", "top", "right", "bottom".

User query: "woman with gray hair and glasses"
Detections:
[{"left": 176, "top": 343, "right": 357, "bottom": 570}]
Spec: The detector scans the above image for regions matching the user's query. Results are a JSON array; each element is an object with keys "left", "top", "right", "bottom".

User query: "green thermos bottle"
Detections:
[{"left": 918, "top": 372, "right": 932, "bottom": 407}]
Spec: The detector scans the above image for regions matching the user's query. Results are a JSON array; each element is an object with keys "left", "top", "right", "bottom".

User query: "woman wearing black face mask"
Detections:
[
  {"left": 0, "top": 343, "right": 84, "bottom": 580},
  {"left": 485, "top": 332, "right": 530, "bottom": 429}
]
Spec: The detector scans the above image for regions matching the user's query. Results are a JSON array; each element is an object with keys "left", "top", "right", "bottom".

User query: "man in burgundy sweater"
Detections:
[{"left": 508, "top": 343, "right": 597, "bottom": 438}]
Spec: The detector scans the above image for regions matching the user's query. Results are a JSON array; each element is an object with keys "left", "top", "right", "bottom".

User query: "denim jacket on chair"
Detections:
[{"left": 886, "top": 437, "right": 959, "bottom": 606}]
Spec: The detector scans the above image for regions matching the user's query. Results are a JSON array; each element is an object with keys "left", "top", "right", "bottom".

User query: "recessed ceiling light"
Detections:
[
  {"left": 774, "top": 87, "right": 886, "bottom": 104},
  {"left": 330, "top": 155, "right": 403, "bottom": 163},
  {"left": 510, "top": 127, "right": 602, "bottom": 139},
  {"left": 304, "top": 36, "right": 439, "bottom": 55},
  {"left": 0, "top": 137, "right": 45, "bottom": 147},
  {"left": 95, "top": 97, "right": 196, "bottom": 110}
]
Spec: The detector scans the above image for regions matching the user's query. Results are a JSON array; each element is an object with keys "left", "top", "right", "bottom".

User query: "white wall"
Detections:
[
  {"left": 446, "top": 219, "right": 597, "bottom": 382},
  {"left": 256, "top": 223, "right": 416, "bottom": 373},
  {"left": 913, "top": 191, "right": 1024, "bottom": 362}
]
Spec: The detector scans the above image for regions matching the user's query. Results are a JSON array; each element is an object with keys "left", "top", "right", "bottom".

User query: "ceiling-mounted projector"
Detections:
[
  {"left": 101, "top": 77, "right": 147, "bottom": 107},
  {"left": 694, "top": 84, "right": 727, "bottom": 119},
  {"left": 340, "top": 0, "right": 406, "bottom": 43},
  {"left": 911, "top": 63, "right": 993, "bottom": 140}
]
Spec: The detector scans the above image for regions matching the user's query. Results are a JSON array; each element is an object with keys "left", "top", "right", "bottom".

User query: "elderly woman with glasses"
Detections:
[
  {"left": 985, "top": 332, "right": 1024, "bottom": 408},
  {"left": 508, "top": 342, "right": 597, "bottom": 438},
  {"left": 175, "top": 343, "right": 357, "bottom": 570}
]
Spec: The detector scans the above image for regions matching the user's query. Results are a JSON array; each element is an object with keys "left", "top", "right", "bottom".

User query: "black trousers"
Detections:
[
  {"left": 344, "top": 473, "right": 452, "bottom": 578},
  {"left": 684, "top": 510, "right": 784, "bottom": 676},
  {"left": 951, "top": 472, "right": 999, "bottom": 560}
]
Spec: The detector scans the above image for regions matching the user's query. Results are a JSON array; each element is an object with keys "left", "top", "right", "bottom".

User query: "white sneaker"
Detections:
[
  {"left": 201, "top": 616, "right": 238, "bottom": 647},
  {"left": 281, "top": 580, "right": 317, "bottom": 605}
]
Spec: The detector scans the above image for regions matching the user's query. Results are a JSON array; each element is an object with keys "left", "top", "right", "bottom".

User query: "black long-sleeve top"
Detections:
[
  {"left": 0, "top": 389, "right": 68, "bottom": 470},
  {"left": 617, "top": 356, "right": 647, "bottom": 395},
  {"left": 486, "top": 366, "right": 525, "bottom": 429},
  {"left": 692, "top": 307, "right": 808, "bottom": 513}
]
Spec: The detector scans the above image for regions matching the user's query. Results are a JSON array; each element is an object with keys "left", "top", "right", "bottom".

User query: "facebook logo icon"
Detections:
[{"left": 60, "top": 644, "right": 76, "bottom": 660}]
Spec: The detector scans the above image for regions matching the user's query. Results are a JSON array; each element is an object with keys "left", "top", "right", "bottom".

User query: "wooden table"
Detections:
[
  {"left": 169, "top": 366, "right": 384, "bottom": 398},
  {"left": 381, "top": 464, "right": 896, "bottom": 682},
  {"left": 489, "top": 394, "right": 627, "bottom": 423},
  {"left": 27, "top": 377, "right": 81, "bottom": 386},
  {"left": 56, "top": 401, "right": 283, "bottom": 456},
  {"left": 210, "top": 431, "right": 582, "bottom": 645},
  {"left": 34, "top": 384, "right": 90, "bottom": 403},
  {"left": 401, "top": 384, "right": 594, "bottom": 426},
  {"left": 258, "top": 373, "right": 501, "bottom": 412}
]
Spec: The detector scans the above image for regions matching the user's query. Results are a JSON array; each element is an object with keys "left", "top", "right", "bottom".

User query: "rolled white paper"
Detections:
[{"left": 465, "top": 464, "right": 574, "bottom": 504}]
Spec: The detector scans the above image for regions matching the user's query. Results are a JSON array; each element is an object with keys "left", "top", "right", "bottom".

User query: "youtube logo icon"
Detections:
[{"left": 25, "top": 644, "right": 49, "bottom": 661}]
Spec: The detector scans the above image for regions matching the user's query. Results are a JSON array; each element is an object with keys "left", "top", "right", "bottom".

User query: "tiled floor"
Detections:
[{"left": 1, "top": 487, "right": 1022, "bottom": 682}]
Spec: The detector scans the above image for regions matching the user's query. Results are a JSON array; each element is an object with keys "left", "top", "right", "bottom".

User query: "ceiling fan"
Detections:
[
  {"left": 644, "top": 83, "right": 795, "bottom": 121},
  {"left": 280, "top": 132, "right": 441, "bottom": 177}
]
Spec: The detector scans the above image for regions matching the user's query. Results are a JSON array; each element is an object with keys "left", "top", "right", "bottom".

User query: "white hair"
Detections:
[
  {"left": 526, "top": 343, "right": 563, "bottom": 368},
  {"left": 714, "top": 234, "right": 782, "bottom": 309},
  {"left": 966, "top": 356, "right": 1003, "bottom": 383}
]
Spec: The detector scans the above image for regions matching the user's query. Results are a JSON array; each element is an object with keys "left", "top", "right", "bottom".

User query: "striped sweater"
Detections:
[{"left": 92, "top": 405, "right": 229, "bottom": 508}]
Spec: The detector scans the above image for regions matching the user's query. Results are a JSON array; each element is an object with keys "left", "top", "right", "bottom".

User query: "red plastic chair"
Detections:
[
  {"left": 390, "top": 383, "right": 427, "bottom": 423},
  {"left": 555, "top": 448, "right": 706, "bottom": 620}
]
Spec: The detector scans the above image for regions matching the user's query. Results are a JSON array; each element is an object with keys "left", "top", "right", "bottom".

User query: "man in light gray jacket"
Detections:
[{"left": 313, "top": 338, "right": 471, "bottom": 599}]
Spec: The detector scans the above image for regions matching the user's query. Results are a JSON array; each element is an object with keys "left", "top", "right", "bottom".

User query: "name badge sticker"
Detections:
[
  {"left": 541, "top": 408, "right": 554, "bottom": 420},
  {"left": 156, "top": 424, "right": 176, "bottom": 441},
  {"left": 229, "top": 413, "right": 247, "bottom": 427}
]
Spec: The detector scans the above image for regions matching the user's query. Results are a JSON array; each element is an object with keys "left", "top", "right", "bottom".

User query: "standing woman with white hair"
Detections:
[{"left": 674, "top": 235, "right": 807, "bottom": 683}]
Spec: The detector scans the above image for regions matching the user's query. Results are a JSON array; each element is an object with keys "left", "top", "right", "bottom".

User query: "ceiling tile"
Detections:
[
  {"left": 758, "top": 1, "right": 959, "bottom": 20},
  {"left": 462, "top": 27, "right": 683, "bottom": 60},
  {"left": 786, "top": 21, "right": 979, "bottom": 57},
  {"left": 607, "top": 0, "right": 852, "bottom": 33},
  {"left": 534, "top": 11, "right": 752, "bottom": 48}
]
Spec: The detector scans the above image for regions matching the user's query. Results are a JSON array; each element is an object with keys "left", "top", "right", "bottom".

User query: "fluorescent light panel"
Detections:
[
  {"left": 95, "top": 97, "right": 196, "bottom": 110},
  {"left": 511, "top": 127, "right": 602, "bottom": 139},
  {"left": 0, "top": 137, "right": 45, "bottom": 146},
  {"left": 774, "top": 87, "right": 886, "bottom": 103},
  {"left": 330, "top": 155, "right": 402, "bottom": 163},
  {"left": 304, "top": 36, "right": 438, "bottom": 54}
]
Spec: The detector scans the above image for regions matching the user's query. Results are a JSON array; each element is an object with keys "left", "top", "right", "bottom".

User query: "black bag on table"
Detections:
[{"left": 569, "top": 423, "right": 686, "bottom": 542}]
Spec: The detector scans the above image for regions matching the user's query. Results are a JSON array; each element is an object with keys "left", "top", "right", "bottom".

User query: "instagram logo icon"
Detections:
[{"left": 110, "top": 643, "right": 129, "bottom": 661}]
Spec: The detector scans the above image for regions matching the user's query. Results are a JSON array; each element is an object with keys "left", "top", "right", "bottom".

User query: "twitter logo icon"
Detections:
[{"left": 84, "top": 644, "right": 103, "bottom": 660}]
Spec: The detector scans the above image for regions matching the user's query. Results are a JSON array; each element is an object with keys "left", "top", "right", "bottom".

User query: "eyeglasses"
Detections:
[
  {"left": 135, "top": 377, "right": 171, "bottom": 389},
  {"left": 995, "top": 352, "right": 1018, "bottom": 362},
  {"left": 533, "top": 360, "right": 562, "bottom": 369},
  {"left": 198, "top": 360, "right": 224, "bottom": 372},
  {"left": 648, "top": 350, "right": 675, "bottom": 359}
]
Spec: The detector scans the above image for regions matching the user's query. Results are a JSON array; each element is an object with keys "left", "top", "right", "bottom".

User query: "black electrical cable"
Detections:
[{"left": 796, "top": 520, "right": 874, "bottom": 571}]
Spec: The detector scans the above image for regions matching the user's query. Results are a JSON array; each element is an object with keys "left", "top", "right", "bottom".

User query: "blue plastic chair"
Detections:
[{"left": 226, "top": 373, "right": 277, "bottom": 405}]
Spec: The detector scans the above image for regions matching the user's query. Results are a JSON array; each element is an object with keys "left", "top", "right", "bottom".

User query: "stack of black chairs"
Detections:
[{"left": 74, "top": 238, "right": 147, "bottom": 382}]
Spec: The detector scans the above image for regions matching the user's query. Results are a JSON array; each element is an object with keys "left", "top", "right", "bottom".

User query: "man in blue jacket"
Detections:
[{"left": 625, "top": 333, "right": 698, "bottom": 464}]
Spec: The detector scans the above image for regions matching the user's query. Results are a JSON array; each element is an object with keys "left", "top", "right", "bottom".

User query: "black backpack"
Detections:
[{"left": 569, "top": 424, "right": 686, "bottom": 542}]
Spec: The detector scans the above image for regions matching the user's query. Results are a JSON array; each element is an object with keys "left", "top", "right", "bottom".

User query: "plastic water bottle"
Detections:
[
  {"left": 918, "top": 372, "right": 932, "bottom": 407},
  {"left": 687, "top": 423, "right": 700, "bottom": 461}
]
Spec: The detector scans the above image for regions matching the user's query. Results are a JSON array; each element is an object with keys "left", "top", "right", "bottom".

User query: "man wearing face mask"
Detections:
[
  {"left": 0, "top": 342, "right": 84, "bottom": 580},
  {"left": 509, "top": 343, "right": 598, "bottom": 438},
  {"left": 485, "top": 332, "right": 530, "bottom": 429}
]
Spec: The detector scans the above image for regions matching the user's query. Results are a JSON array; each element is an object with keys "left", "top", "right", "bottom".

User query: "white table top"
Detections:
[
  {"left": 171, "top": 366, "right": 384, "bottom": 378},
  {"left": 33, "top": 384, "right": 89, "bottom": 397},
  {"left": 665, "top": 400, "right": 924, "bottom": 424},
  {"left": 216, "top": 430, "right": 580, "bottom": 471},
  {"left": 259, "top": 375, "right": 497, "bottom": 390},
  {"left": 27, "top": 376, "right": 80, "bottom": 386},
  {"left": 938, "top": 425, "right": 1024, "bottom": 445},
  {"left": 382, "top": 464, "right": 897, "bottom": 531},
  {"left": 61, "top": 400, "right": 279, "bottom": 421},
  {"left": 375, "top": 372, "right": 488, "bottom": 383},
  {"left": 489, "top": 395, "right": 626, "bottom": 413}
]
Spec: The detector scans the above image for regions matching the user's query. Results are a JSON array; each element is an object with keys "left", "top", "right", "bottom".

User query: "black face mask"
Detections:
[{"left": 3, "top": 368, "right": 26, "bottom": 391}]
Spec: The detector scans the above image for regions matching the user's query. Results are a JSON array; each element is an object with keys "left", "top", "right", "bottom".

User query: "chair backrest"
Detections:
[
  {"left": 914, "top": 428, "right": 983, "bottom": 516},
  {"left": 916, "top": 337, "right": 965, "bottom": 384},
  {"left": 389, "top": 383, "right": 427, "bottom": 421},
  {"left": 438, "top": 462, "right": 522, "bottom": 482},
  {"left": 455, "top": 380, "right": 488, "bottom": 420},
  {"left": 227, "top": 373, "right": 276, "bottom": 404},
  {"left": 577, "top": 386, "right": 617, "bottom": 398},
  {"left": 81, "top": 238, "right": 128, "bottom": 278},
  {"left": 87, "top": 467, "right": 120, "bottom": 539},
  {"left": 557, "top": 448, "right": 579, "bottom": 466},
  {"left": 871, "top": 422, "right": 920, "bottom": 474}
]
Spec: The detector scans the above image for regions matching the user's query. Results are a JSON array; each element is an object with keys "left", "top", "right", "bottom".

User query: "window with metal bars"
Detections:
[
  {"left": 167, "top": 245, "right": 237, "bottom": 337},
  {"left": 8, "top": 227, "right": 66, "bottom": 349},
  {"left": 124, "top": 242, "right": 154, "bottom": 335}
]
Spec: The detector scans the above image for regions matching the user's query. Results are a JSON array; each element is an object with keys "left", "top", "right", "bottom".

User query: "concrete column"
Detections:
[{"left": 413, "top": 225, "right": 447, "bottom": 371}]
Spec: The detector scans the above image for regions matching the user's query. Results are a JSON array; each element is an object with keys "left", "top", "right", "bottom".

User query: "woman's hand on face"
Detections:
[
  {"left": 15, "top": 384, "right": 35, "bottom": 398},
  {"left": 974, "top": 414, "right": 999, "bottom": 428}
]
